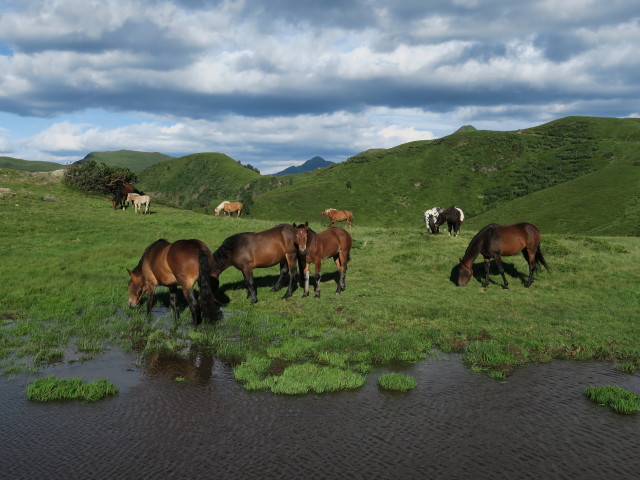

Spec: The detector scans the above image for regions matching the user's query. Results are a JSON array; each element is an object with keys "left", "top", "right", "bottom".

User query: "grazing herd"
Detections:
[{"left": 120, "top": 182, "right": 548, "bottom": 324}]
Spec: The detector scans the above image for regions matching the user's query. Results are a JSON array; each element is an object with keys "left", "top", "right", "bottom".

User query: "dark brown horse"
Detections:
[
  {"left": 109, "top": 179, "right": 138, "bottom": 209},
  {"left": 294, "top": 223, "right": 352, "bottom": 298},
  {"left": 321, "top": 208, "right": 353, "bottom": 227},
  {"left": 127, "top": 239, "right": 219, "bottom": 325},
  {"left": 435, "top": 206, "right": 464, "bottom": 236},
  {"left": 211, "top": 224, "right": 298, "bottom": 304},
  {"left": 457, "top": 223, "right": 550, "bottom": 289}
]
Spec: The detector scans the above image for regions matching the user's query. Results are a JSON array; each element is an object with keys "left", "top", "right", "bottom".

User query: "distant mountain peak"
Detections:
[{"left": 272, "top": 156, "right": 333, "bottom": 176}]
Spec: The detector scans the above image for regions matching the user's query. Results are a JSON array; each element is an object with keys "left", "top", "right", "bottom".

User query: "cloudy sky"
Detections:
[{"left": 0, "top": 0, "right": 639, "bottom": 174}]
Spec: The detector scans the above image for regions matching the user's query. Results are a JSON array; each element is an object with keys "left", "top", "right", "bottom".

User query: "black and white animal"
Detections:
[
  {"left": 424, "top": 207, "right": 444, "bottom": 234},
  {"left": 435, "top": 206, "right": 465, "bottom": 236}
]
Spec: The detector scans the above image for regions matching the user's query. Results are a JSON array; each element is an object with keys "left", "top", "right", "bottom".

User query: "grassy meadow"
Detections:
[{"left": 1, "top": 169, "right": 639, "bottom": 393}]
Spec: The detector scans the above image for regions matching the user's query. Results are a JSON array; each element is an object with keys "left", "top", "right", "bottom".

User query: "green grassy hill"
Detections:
[
  {"left": 77, "top": 150, "right": 174, "bottom": 171},
  {"left": 137, "top": 152, "right": 261, "bottom": 214},
  {"left": 0, "top": 157, "right": 64, "bottom": 172},
  {"left": 247, "top": 116, "right": 640, "bottom": 234}
]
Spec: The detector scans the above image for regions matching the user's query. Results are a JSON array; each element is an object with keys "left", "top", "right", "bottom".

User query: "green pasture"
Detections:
[{"left": 1, "top": 169, "right": 639, "bottom": 393}]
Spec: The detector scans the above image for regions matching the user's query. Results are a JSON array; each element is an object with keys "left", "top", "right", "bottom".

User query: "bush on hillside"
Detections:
[{"left": 64, "top": 160, "right": 137, "bottom": 195}]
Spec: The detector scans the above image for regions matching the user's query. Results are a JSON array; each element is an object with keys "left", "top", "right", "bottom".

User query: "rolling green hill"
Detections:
[
  {"left": 137, "top": 152, "right": 261, "bottom": 214},
  {"left": 77, "top": 150, "right": 174, "bottom": 171},
  {"left": 0, "top": 157, "right": 64, "bottom": 172},
  {"left": 246, "top": 116, "right": 640, "bottom": 234}
]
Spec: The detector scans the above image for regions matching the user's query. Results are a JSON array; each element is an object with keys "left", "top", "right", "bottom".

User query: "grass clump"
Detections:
[
  {"left": 234, "top": 356, "right": 364, "bottom": 394},
  {"left": 584, "top": 385, "right": 640, "bottom": 414},
  {"left": 378, "top": 373, "right": 417, "bottom": 392},
  {"left": 26, "top": 376, "right": 119, "bottom": 403}
]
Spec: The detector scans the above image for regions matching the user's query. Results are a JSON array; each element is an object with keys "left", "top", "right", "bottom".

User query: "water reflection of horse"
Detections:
[
  {"left": 215, "top": 201, "right": 243, "bottom": 217},
  {"left": 294, "top": 223, "right": 352, "bottom": 298},
  {"left": 108, "top": 179, "right": 140, "bottom": 209},
  {"left": 127, "top": 239, "right": 219, "bottom": 325},
  {"left": 424, "top": 206, "right": 444, "bottom": 234},
  {"left": 436, "top": 206, "right": 464, "bottom": 236},
  {"left": 321, "top": 208, "right": 353, "bottom": 227},
  {"left": 126, "top": 193, "right": 151, "bottom": 214},
  {"left": 457, "top": 222, "right": 550, "bottom": 289},
  {"left": 211, "top": 224, "right": 298, "bottom": 303}
]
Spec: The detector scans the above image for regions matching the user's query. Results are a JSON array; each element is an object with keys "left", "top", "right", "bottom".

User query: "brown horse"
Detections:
[
  {"left": 321, "top": 208, "right": 353, "bottom": 227},
  {"left": 211, "top": 224, "right": 298, "bottom": 303},
  {"left": 457, "top": 223, "right": 550, "bottom": 289},
  {"left": 223, "top": 201, "right": 243, "bottom": 217},
  {"left": 127, "top": 239, "right": 219, "bottom": 325},
  {"left": 108, "top": 179, "right": 138, "bottom": 209},
  {"left": 294, "top": 223, "right": 352, "bottom": 298}
]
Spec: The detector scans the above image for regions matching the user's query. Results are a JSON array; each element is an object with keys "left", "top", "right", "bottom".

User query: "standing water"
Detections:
[{"left": 1, "top": 349, "right": 639, "bottom": 479}]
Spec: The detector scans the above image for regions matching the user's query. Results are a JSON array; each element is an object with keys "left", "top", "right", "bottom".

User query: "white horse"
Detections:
[
  {"left": 127, "top": 193, "right": 150, "bottom": 214},
  {"left": 214, "top": 201, "right": 230, "bottom": 216},
  {"left": 424, "top": 206, "right": 444, "bottom": 234}
]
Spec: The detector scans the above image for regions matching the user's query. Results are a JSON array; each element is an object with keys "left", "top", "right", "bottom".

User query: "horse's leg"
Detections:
[
  {"left": 301, "top": 261, "right": 310, "bottom": 298},
  {"left": 270, "top": 260, "right": 288, "bottom": 292},
  {"left": 523, "top": 249, "right": 536, "bottom": 287},
  {"left": 482, "top": 257, "right": 491, "bottom": 288},
  {"left": 313, "top": 261, "right": 322, "bottom": 298},
  {"left": 146, "top": 285, "right": 156, "bottom": 315},
  {"left": 182, "top": 287, "right": 200, "bottom": 325},
  {"left": 337, "top": 252, "right": 348, "bottom": 292},
  {"left": 242, "top": 269, "right": 259, "bottom": 304},
  {"left": 283, "top": 253, "right": 297, "bottom": 299},
  {"left": 493, "top": 255, "right": 509, "bottom": 289},
  {"left": 333, "top": 256, "right": 343, "bottom": 294},
  {"left": 168, "top": 285, "right": 179, "bottom": 322}
]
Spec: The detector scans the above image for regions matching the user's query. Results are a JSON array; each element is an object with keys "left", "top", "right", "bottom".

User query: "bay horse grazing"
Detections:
[
  {"left": 321, "top": 208, "right": 353, "bottom": 227},
  {"left": 214, "top": 201, "right": 230, "bottom": 216},
  {"left": 294, "top": 223, "right": 352, "bottom": 298},
  {"left": 127, "top": 239, "right": 219, "bottom": 325},
  {"left": 424, "top": 206, "right": 444, "bottom": 234},
  {"left": 126, "top": 193, "right": 151, "bottom": 214},
  {"left": 223, "top": 201, "right": 243, "bottom": 218},
  {"left": 211, "top": 224, "right": 298, "bottom": 304},
  {"left": 457, "top": 223, "right": 550, "bottom": 289},
  {"left": 435, "top": 206, "right": 465, "bottom": 236}
]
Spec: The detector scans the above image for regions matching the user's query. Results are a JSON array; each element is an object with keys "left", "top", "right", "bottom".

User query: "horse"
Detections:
[
  {"left": 127, "top": 239, "right": 219, "bottom": 325},
  {"left": 424, "top": 206, "right": 444, "bottom": 234},
  {"left": 108, "top": 179, "right": 139, "bottom": 209},
  {"left": 435, "top": 206, "right": 465, "bottom": 236},
  {"left": 214, "top": 201, "right": 230, "bottom": 216},
  {"left": 223, "top": 201, "right": 243, "bottom": 217},
  {"left": 210, "top": 223, "right": 298, "bottom": 304},
  {"left": 294, "top": 223, "right": 352, "bottom": 298},
  {"left": 321, "top": 208, "right": 353, "bottom": 227},
  {"left": 457, "top": 222, "right": 550, "bottom": 289},
  {"left": 126, "top": 193, "right": 151, "bottom": 214}
]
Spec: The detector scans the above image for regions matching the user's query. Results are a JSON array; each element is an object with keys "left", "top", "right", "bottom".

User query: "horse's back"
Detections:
[{"left": 317, "top": 227, "right": 351, "bottom": 258}]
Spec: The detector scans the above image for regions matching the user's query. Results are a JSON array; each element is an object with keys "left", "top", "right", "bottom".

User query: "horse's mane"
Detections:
[
  {"left": 212, "top": 233, "right": 245, "bottom": 264},
  {"left": 133, "top": 238, "right": 168, "bottom": 272},
  {"left": 468, "top": 224, "right": 497, "bottom": 245}
]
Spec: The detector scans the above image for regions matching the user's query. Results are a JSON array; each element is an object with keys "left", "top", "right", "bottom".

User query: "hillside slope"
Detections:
[
  {"left": 137, "top": 152, "right": 261, "bottom": 214},
  {"left": 0, "top": 157, "right": 64, "bottom": 172},
  {"left": 272, "top": 156, "right": 334, "bottom": 176},
  {"left": 248, "top": 117, "right": 640, "bottom": 234},
  {"left": 77, "top": 150, "right": 174, "bottom": 171}
]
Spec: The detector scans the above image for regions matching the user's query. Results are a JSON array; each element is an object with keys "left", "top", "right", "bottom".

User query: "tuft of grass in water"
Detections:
[
  {"left": 378, "top": 373, "right": 417, "bottom": 392},
  {"left": 462, "top": 340, "right": 518, "bottom": 377},
  {"left": 584, "top": 385, "right": 640, "bottom": 414},
  {"left": 26, "top": 376, "right": 119, "bottom": 403},
  {"left": 614, "top": 362, "right": 637, "bottom": 374},
  {"left": 233, "top": 355, "right": 364, "bottom": 394}
]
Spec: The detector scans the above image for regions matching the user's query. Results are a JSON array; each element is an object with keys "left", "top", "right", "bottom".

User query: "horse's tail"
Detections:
[
  {"left": 198, "top": 249, "right": 219, "bottom": 323},
  {"left": 535, "top": 247, "right": 551, "bottom": 272}
]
